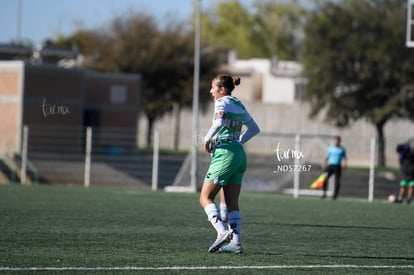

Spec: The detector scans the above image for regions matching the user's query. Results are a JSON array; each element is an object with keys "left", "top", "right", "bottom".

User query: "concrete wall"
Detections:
[{"left": 262, "top": 76, "right": 295, "bottom": 104}]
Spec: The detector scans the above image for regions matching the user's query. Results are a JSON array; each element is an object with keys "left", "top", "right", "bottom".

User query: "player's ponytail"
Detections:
[
  {"left": 233, "top": 77, "right": 241, "bottom": 87},
  {"left": 215, "top": 74, "right": 241, "bottom": 94}
]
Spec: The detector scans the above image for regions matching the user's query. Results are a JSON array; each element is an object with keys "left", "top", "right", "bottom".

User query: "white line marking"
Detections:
[{"left": 1, "top": 265, "right": 414, "bottom": 271}]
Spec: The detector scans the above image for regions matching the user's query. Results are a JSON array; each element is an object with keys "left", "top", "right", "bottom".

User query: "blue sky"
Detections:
[{"left": 0, "top": 0, "right": 252, "bottom": 46}]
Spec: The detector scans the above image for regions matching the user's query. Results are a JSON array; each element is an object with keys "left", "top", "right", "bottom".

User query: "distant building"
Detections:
[
  {"left": 219, "top": 54, "right": 305, "bottom": 104},
  {"left": 0, "top": 60, "right": 141, "bottom": 155},
  {"left": 0, "top": 44, "right": 82, "bottom": 64},
  {"left": 0, "top": 44, "right": 32, "bottom": 61}
]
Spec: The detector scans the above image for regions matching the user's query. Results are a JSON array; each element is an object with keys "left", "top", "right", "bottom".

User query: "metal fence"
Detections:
[
  {"left": 0, "top": 124, "right": 403, "bottom": 201},
  {"left": 0, "top": 125, "right": 185, "bottom": 189}
]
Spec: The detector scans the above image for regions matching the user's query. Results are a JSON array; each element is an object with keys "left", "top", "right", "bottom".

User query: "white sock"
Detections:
[
  {"left": 219, "top": 202, "right": 228, "bottom": 221},
  {"left": 204, "top": 203, "right": 226, "bottom": 235},
  {"left": 228, "top": 211, "right": 241, "bottom": 244}
]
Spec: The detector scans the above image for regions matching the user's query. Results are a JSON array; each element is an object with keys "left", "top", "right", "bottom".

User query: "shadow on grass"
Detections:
[
  {"left": 303, "top": 254, "right": 414, "bottom": 262},
  {"left": 247, "top": 222, "right": 409, "bottom": 231}
]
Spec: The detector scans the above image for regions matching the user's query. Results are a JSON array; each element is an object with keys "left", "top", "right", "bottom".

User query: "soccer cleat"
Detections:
[
  {"left": 218, "top": 243, "right": 243, "bottom": 254},
  {"left": 208, "top": 231, "right": 231, "bottom": 253},
  {"left": 394, "top": 198, "right": 403, "bottom": 204}
]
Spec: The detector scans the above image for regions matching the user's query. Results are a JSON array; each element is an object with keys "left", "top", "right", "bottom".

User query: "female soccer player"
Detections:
[{"left": 199, "top": 74, "right": 260, "bottom": 253}]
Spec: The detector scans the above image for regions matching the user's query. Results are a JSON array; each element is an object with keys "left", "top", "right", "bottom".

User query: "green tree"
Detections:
[
  {"left": 201, "top": 0, "right": 256, "bottom": 58},
  {"left": 303, "top": 0, "right": 414, "bottom": 166},
  {"left": 201, "top": 0, "right": 305, "bottom": 60},
  {"left": 251, "top": 0, "right": 306, "bottom": 60}
]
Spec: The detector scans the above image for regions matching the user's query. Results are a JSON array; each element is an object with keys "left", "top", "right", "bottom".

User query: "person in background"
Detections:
[
  {"left": 199, "top": 74, "right": 260, "bottom": 254},
  {"left": 322, "top": 136, "right": 347, "bottom": 199},
  {"left": 395, "top": 141, "right": 414, "bottom": 204}
]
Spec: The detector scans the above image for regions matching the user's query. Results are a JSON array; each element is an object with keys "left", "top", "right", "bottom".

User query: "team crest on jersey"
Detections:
[{"left": 215, "top": 111, "right": 226, "bottom": 119}]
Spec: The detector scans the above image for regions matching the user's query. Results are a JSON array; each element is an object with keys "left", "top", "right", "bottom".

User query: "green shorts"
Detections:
[
  {"left": 204, "top": 143, "right": 247, "bottom": 186},
  {"left": 400, "top": 180, "right": 414, "bottom": 187}
]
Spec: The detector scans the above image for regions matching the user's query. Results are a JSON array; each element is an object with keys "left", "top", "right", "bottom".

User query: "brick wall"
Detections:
[{"left": 0, "top": 61, "right": 24, "bottom": 155}]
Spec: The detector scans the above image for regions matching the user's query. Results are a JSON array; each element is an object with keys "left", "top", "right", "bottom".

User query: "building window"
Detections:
[
  {"left": 294, "top": 82, "right": 302, "bottom": 101},
  {"left": 110, "top": 85, "right": 127, "bottom": 103}
]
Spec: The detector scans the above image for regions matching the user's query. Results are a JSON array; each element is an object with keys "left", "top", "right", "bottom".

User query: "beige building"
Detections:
[{"left": 219, "top": 57, "right": 304, "bottom": 104}]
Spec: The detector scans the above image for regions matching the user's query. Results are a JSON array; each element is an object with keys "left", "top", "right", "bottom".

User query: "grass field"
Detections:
[{"left": 1, "top": 184, "right": 414, "bottom": 274}]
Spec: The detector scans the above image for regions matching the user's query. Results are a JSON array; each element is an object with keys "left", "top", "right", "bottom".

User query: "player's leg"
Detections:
[
  {"left": 219, "top": 189, "right": 228, "bottom": 222},
  {"left": 219, "top": 183, "right": 243, "bottom": 253},
  {"left": 200, "top": 182, "right": 230, "bottom": 252},
  {"left": 407, "top": 187, "right": 413, "bottom": 204},
  {"left": 333, "top": 165, "right": 341, "bottom": 199},
  {"left": 407, "top": 180, "right": 414, "bottom": 204},
  {"left": 201, "top": 147, "right": 238, "bottom": 252},
  {"left": 322, "top": 166, "right": 333, "bottom": 198},
  {"left": 219, "top": 146, "right": 245, "bottom": 254},
  {"left": 396, "top": 180, "right": 407, "bottom": 203}
]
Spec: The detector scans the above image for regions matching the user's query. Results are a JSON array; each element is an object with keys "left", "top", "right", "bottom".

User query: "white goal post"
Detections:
[{"left": 407, "top": 0, "right": 414, "bottom": 47}]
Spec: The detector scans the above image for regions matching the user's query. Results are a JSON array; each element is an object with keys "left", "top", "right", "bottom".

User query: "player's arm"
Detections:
[
  {"left": 204, "top": 101, "right": 226, "bottom": 152},
  {"left": 204, "top": 118, "right": 223, "bottom": 153},
  {"left": 323, "top": 150, "right": 329, "bottom": 171},
  {"left": 239, "top": 118, "right": 260, "bottom": 144},
  {"left": 341, "top": 149, "right": 347, "bottom": 172}
]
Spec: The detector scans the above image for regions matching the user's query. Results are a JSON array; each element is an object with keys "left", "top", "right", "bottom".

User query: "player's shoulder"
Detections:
[
  {"left": 218, "top": 96, "right": 230, "bottom": 102},
  {"left": 327, "top": 145, "right": 337, "bottom": 152},
  {"left": 215, "top": 98, "right": 226, "bottom": 107},
  {"left": 216, "top": 96, "right": 246, "bottom": 111},
  {"left": 215, "top": 96, "right": 232, "bottom": 107},
  {"left": 228, "top": 96, "right": 246, "bottom": 109}
]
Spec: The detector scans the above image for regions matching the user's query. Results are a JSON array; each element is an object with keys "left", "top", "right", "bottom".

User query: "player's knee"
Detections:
[
  {"left": 199, "top": 194, "right": 211, "bottom": 208},
  {"left": 199, "top": 195, "right": 205, "bottom": 207}
]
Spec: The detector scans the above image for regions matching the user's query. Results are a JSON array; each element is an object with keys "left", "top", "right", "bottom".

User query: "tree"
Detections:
[
  {"left": 201, "top": 0, "right": 305, "bottom": 60},
  {"left": 251, "top": 0, "right": 306, "bottom": 60},
  {"left": 48, "top": 11, "right": 223, "bottom": 147},
  {"left": 303, "top": 0, "right": 414, "bottom": 166},
  {"left": 201, "top": 0, "right": 256, "bottom": 58}
]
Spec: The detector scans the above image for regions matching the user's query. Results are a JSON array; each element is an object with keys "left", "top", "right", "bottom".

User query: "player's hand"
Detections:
[{"left": 204, "top": 141, "right": 212, "bottom": 153}]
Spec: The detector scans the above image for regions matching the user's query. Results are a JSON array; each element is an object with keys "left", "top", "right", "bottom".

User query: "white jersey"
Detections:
[{"left": 204, "top": 95, "right": 259, "bottom": 146}]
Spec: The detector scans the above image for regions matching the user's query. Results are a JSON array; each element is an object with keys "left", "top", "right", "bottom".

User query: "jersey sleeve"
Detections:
[
  {"left": 204, "top": 99, "right": 225, "bottom": 142},
  {"left": 239, "top": 109, "right": 260, "bottom": 144},
  {"left": 239, "top": 118, "right": 260, "bottom": 144},
  {"left": 204, "top": 119, "right": 222, "bottom": 142}
]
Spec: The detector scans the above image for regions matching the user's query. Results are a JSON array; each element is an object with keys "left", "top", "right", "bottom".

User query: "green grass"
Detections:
[
  {"left": 347, "top": 166, "right": 400, "bottom": 173},
  {"left": 1, "top": 184, "right": 414, "bottom": 274}
]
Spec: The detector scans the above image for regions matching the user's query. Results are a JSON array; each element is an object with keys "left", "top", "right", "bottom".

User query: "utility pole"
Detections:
[
  {"left": 190, "top": 0, "right": 201, "bottom": 192},
  {"left": 16, "top": 0, "right": 22, "bottom": 44}
]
